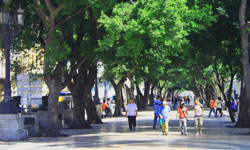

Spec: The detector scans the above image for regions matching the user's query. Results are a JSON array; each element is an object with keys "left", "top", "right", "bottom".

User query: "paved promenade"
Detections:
[{"left": 1, "top": 107, "right": 250, "bottom": 150}]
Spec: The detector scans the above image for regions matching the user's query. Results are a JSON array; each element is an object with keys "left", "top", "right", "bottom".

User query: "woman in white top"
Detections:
[{"left": 216, "top": 97, "right": 223, "bottom": 117}]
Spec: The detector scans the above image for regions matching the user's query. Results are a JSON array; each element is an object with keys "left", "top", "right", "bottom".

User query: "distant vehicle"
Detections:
[{"left": 58, "top": 92, "right": 73, "bottom": 109}]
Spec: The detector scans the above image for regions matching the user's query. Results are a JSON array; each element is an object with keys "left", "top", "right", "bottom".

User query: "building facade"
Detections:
[{"left": 0, "top": 48, "right": 44, "bottom": 102}]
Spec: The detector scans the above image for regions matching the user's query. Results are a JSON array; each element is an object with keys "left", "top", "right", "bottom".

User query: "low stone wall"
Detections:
[
  {"left": 36, "top": 109, "right": 74, "bottom": 129},
  {"left": 0, "top": 113, "right": 27, "bottom": 140}
]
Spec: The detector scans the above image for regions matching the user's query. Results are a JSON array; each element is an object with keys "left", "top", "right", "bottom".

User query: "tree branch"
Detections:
[
  {"left": 110, "top": 79, "right": 117, "bottom": 88},
  {"left": 33, "top": 0, "right": 49, "bottom": 29},
  {"left": 44, "top": 0, "right": 64, "bottom": 15},
  {"left": 65, "top": 57, "right": 89, "bottom": 85},
  {"left": 57, "top": 6, "right": 89, "bottom": 27},
  {"left": 44, "top": 0, "right": 54, "bottom": 12},
  {"left": 118, "top": 68, "right": 136, "bottom": 86}
]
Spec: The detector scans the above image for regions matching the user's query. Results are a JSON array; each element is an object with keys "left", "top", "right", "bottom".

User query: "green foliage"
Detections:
[
  {"left": 98, "top": 0, "right": 215, "bottom": 86},
  {"left": 45, "top": 37, "right": 71, "bottom": 68}
]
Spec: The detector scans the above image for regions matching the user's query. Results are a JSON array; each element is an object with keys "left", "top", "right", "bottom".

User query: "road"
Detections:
[{"left": 0, "top": 106, "right": 250, "bottom": 150}]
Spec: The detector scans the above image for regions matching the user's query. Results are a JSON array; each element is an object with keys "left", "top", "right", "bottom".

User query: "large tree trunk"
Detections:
[
  {"left": 226, "top": 71, "right": 236, "bottom": 123},
  {"left": 67, "top": 60, "right": 101, "bottom": 128},
  {"left": 85, "top": 63, "right": 102, "bottom": 124},
  {"left": 214, "top": 56, "right": 236, "bottom": 123},
  {"left": 135, "top": 85, "right": 141, "bottom": 110},
  {"left": 205, "top": 84, "right": 216, "bottom": 105},
  {"left": 128, "top": 76, "right": 135, "bottom": 99},
  {"left": 198, "top": 85, "right": 208, "bottom": 107},
  {"left": 217, "top": 78, "right": 236, "bottom": 123},
  {"left": 70, "top": 92, "right": 91, "bottom": 129},
  {"left": 86, "top": 91, "right": 102, "bottom": 124},
  {"left": 34, "top": 0, "right": 65, "bottom": 137},
  {"left": 44, "top": 79, "right": 64, "bottom": 136},
  {"left": 113, "top": 85, "right": 123, "bottom": 116},
  {"left": 143, "top": 80, "right": 151, "bottom": 109},
  {"left": 239, "top": 0, "right": 250, "bottom": 134},
  {"left": 236, "top": 86, "right": 249, "bottom": 127},
  {"left": 149, "top": 83, "right": 156, "bottom": 106},
  {"left": 123, "top": 84, "right": 131, "bottom": 109},
  {"left": 67, "top": 68, "right": 90, "bottom": 128},
  {"left": 135, "top": 80, "right": 151, "bottom": 110},
  {"left": 110, "top": 69, "right": 135, "bottom": 116}
]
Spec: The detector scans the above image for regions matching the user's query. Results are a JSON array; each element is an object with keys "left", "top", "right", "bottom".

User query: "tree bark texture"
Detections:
[
  {"left": 217, "top": 78, "right": 236, "bottom": 123},
  {"left": 83, "top": 63, "right": 102, "bottom": 124},
  {"left": 67, "top": 60, "right": 95, "bottom": 128},
  {"left": 43, "top": 79, "right": 64, "bottom": 136},
  {"left": 239, "top": 0, "right": 250, "bottom": 133},
  {"left": 123, "top": 84, "right": 131, "bottom": 109},
  {"left": 86, "top": 91, "right": 103, "bottom": 124},
  {"left": 136, "top": 85, "right": 142, "bottom": 110},
  {"left": 110, "top": 69, "right": 135, "bottom": 116},
  {"left": 34, "top": 0, "right": 66, "bottom": 136},
  {"left": 214, "top": 57, "right": 236, "bottom": 123},
  {"left": 236, "top": 86, "right": 249, "bottom": 127},
  {"left": 113, "top": 85, "right": 123, "bottom": 116},
  {"left": 135, "top": 80, "right": 151, "bottom": 110},
  {"left": 205, "top": 84, "right": 216, "bottom": 106},
  {"left": 149, "top": 83, "right": 156, "bottom": 106}
]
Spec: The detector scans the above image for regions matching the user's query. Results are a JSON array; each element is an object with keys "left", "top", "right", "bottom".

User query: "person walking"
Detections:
[
  {"left": 107, "top": 98, "right": 113, "bottom": 117},
  {"left": 231, "top": 98, "right": 236, "bottom": 116},
  {"left": 101, "top": 100, "right": 106, "bottom": 119},
  {"left": 208, "top": 98, "right": 217, "bottom": 118},
  {"left": 194, "top": 99, "right": 204, "bottom": 135},
  {"left": 173, "top": 96, "right": 178, "bottom": 110},
  {"left": 158, "top": 97, "right": 164, "bottom": 128},
  {"left": 176, "top": 102, "right": 188, "bottom": 136},
  {"left": 125, "top": 98, "right": 138, "bottom": 131},
  {"left": 216, "top": 97, "right": 223, "bottom": 117},
  {"left": 159, "top": 101, "right": 171, "bottom": 135},
  {"left": 153, "top": 96, "right": 162, "bottom": 129}
]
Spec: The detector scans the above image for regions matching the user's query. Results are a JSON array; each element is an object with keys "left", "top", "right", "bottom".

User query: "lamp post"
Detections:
[
  {"left": 0, "top": 0, "right": 26, "bottom": 141},
  {"left": 0, "top": 1, "right": 24, "bottom": 113}
]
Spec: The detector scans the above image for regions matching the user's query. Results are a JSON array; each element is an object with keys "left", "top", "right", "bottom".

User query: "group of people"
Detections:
[
  {"left": 172, "top": 95, "right": 196, "bottom": 110},
  {"left": 208, "top": 96, "right": 239, "bottom": 118},
  {"left": 101, "top": 98, "right": 113, "bottom": 118},
  {"left": 124, "top": 96, "right": 203, "bottom": 136},
  {"left": 153, "top": 96, "right": 171, "bottom": 135},
  {"left": 124, "top": 95, "right": 238, "bottom": 136},
  {"left": 153, "top": 96, "right": 203, "bottom": 136}
]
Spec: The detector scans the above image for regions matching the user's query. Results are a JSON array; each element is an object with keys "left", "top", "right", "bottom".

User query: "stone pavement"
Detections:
[{"left": 1, "top": 107, "right": 250, "bottom": 150}]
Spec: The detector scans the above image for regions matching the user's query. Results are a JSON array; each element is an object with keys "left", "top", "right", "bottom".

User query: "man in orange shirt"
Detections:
[
  {"left": 208, "top": 98, "right": 217, "bottom": 118},
  {"left": 176, "top": 102, "right": 188, "bottom": 136}
]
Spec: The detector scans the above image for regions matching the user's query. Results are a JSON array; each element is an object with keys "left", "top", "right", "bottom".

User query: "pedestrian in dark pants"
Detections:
[
  {"left": 216, "top": 97, "right": 223, "bottom": 117},
  {"left": 153, "top": 96, "right": 162, "bottom": 129},
  {"left": 106, "top": 98, "right": 112, "bottom": 117},
  {"left": 126, "top": 98, "right": 138, "bottom": 131}
]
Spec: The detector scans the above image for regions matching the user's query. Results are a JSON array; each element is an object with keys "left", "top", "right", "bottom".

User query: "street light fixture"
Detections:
[
  {"left": 0, "top": 0, "right": 26, "bottom": 141},
  {"left": 0, "top": 1, "right": 24, "bottom": 113}
]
